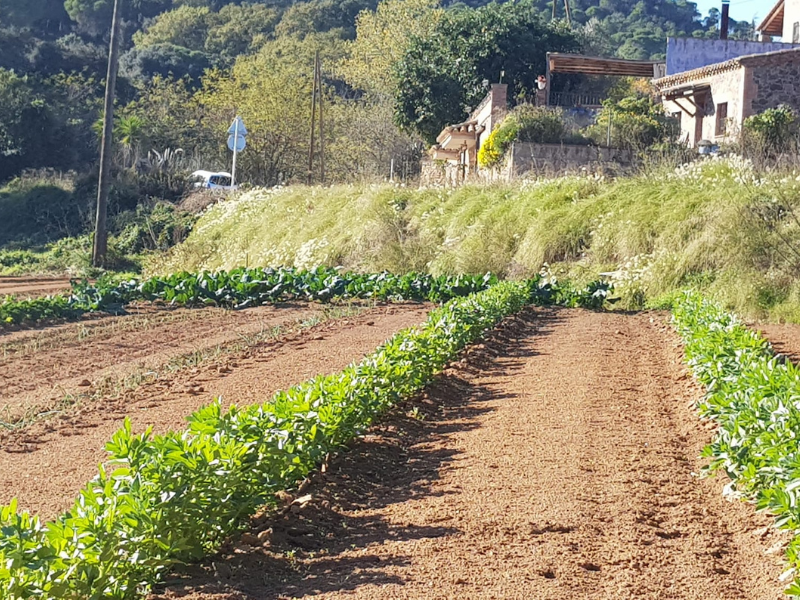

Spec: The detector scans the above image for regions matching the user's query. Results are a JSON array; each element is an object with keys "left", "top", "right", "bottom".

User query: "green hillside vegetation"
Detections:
[
  {"left": 0, "top": 0, "right": 763, "bottom": 279},
  {"left": 155, "top": 156, "right": 800, "bottom": 322},
  {"left": 0, "top": 0, "right": 746, "bottom": 184}
]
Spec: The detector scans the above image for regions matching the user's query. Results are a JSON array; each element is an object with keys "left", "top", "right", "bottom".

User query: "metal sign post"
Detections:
[{"left": 227, "top": 116, "right": 247, "bottom": 187}]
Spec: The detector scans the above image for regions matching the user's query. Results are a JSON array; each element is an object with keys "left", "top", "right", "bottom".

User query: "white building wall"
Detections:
[
  {"left": 784, "top": 0, "right": 800, "bottom": 42},
  {"left": 666, "top": 38, "right": 800, "bottom": 75}
]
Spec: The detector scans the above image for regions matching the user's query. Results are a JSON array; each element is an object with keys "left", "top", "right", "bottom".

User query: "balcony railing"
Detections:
[{"left": 549, "top": 92, "right": 604, "bottom": 108}]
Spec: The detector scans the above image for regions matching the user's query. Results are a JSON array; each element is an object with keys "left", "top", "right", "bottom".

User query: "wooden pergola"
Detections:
[{"left": 544, "top": 53, "right": 666, "bottom": 106}]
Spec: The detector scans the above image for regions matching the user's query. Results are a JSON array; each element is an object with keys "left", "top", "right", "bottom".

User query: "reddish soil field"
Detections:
[
  {"left": 0, "top": 276, "right": 72, "bottom": 298},
  {"left": 757, "top": 323, "right": 800, "bottom": 364},
  {"left": 0, "top": 303, "right": 430, "bottom": 520},
  {"left": 148, "top": 308, "right": 787, "bottom": 600}
]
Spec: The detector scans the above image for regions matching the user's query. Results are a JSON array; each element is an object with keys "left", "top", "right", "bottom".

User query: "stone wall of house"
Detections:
[
  {"left": 749, "top": 54, "right": 800, "bottom": 115},
  {"left": 662, "top": 67, "right": 745, "bottom": 146},
  {"left": 701, "top": 68, "right": 746, "bottom": 142},
  {"left": 420, "top": 158, "right": 463, "bottom": 187},
  {"left": 507, "top": 143, "right": 634, "bottom": 178},
  {"left": 421, "top": 143, "right": 633, "bottom": 186},
  {"left": 666, "top": 38, "right": 800, "bottom": 75}
]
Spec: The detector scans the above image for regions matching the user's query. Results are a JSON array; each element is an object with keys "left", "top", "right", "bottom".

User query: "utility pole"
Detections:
[
  {"left": 317, "top": 51, "right": 325, "bottom": 184},
  {"left": 552, "top": 0, "right": 556, "bottom": 20},
  {"left": 92, "top": 0, "right": 121, "bottom": 267},
  {"left": 564, "top": 0, "right": 572, "bottom": 24},
  {"left": 307, "top": 50, "right": 325, "bottom": 185}
]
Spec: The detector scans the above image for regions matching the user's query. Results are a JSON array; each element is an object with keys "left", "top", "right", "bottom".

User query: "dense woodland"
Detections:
[{"left": 0, "top": 0, "right": 754, "bottom": 252}]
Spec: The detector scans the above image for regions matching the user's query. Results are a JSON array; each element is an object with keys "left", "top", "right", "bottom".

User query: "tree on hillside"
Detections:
[
  {"left": 341, "top": 0, "right": 442, "bottom": 97},
  {"left": 120, "top": 43, "right": 211, "bottom": 82},
  {"left": 121, "top": 75, "right": 207, "bottom": 154},
  {"left": 65, "top": 0, "right": 170, "bottom": 33},
  {"left": 198, "top": 34, "right": 348, "bottom": 185},
  {"left": 393, "top": 2, "right": 580, "bottom": 143},
  {"left": 273, "top": 0, "right": 379, "bottom": 39},
  {"left": 204, "top": 4, "right": 281, "bottom": 62},
  {"left": 0, "top": 0, "right": 69, "bottom": 29},
  {"left": 132, "top": 5, "right": 211, "bottom": 52},
  {"left": 0, "top": 70, "right": 96, "bottom": 181}
]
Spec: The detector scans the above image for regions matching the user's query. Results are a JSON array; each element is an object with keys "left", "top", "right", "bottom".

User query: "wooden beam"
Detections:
[
  {"left": 671, "top": 98, "right": 696, "bottom": 119},
  {"left": 758, "top": 0, "right": 785, "bottom": 36}
]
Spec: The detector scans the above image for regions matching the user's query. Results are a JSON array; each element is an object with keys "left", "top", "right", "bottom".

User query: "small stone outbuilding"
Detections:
[
  {"left": 653, "top": 47, "right": 800, "bottom": 147},
  {"left": 429, "top": 83, "right": 508, "bottom": 183}
]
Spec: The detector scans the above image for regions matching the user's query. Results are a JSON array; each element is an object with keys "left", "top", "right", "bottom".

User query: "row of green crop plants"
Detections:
[
  {"left": 673, "top": 292, "right": 800, "bottom": 597},
  {"left": 1, "top": 266, "right": 612, "bottom": 327},
  {"left": 0, "top": 279, "right": 611, "bottom": 599}
]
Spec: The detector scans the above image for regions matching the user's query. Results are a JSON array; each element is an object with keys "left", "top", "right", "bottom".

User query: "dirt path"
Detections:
[
  {"left": 0, "top": 276, "right": 72, "bottom": 298},
  {"left": 0, "top": 304, "right": 430, "bottom": 521},
  {"left": 153, "top": 308, "right": 787, "bottom": 600}
]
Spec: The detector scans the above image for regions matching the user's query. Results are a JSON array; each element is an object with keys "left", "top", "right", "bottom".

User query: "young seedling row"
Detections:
[{"left": 673, "top": 293, "right": 800, "bottom": 597}]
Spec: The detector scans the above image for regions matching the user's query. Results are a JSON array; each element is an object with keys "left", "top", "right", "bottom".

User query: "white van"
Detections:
[{"left": 190, "top": 170, "right": 237, "bottom": 190}]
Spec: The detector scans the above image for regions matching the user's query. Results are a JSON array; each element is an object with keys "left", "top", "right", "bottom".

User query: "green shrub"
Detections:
[
  {"left": 743, "top": 106, "right": 797, "bottom": 154},
  {"left": 584, "top": 95, "right": 678, "bottom": 150},
  {"left": 514, "top": 105, "right": 567, "bottom": 144},
  {"left": 112, "top": 201, "right": 197, "bottom": 254},
  {"left": 477, "top": 117, "right": 520, "bottom": 168},
  {"left": 0, "top": 178, "right": 87, "bottom": 246},
  {"left": 477, "top": 106, "right": 570, "bottom": 168}
]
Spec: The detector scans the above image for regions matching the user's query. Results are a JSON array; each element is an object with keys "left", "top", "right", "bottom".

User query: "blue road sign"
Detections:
[{"left": 227, "top": 134, "right": 246, "bottom": 152}]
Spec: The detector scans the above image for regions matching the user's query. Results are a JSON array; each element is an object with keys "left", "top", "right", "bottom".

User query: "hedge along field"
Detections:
[
  {"left": 153, "top": 156, "right": 800, "bottom": 322},
  {"left": 673, "top": 292, "right": 800, "bottom": 596},
  {"left": 0, "top": 280, "right": 611, "bottom": 599}
]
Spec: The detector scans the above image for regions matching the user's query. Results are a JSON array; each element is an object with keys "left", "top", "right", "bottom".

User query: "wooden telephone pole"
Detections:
[
  {"left": 551, "top": 0, "right": 572, "bottom": 24},
  {"left": 92, "top": 0, "right": 121, "bottom": 267},
  {"left": 307, "top": 50, "right": 325, "bottom": 185}
]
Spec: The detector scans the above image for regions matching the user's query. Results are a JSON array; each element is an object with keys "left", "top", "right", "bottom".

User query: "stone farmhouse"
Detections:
[
  {"left": 654, "top": 0, "right": 800, "bottom": 147},
  {"left": 427, "top": 0, "right": 800, "bottom": 184},
  {"left": 654, "top": 47, "right": 800, "bottom": 147}
]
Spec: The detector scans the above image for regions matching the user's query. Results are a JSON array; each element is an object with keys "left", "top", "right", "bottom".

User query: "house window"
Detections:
[
  {"left": 716, "top": 102, "right": 728, "bottom": 136},
  {"left": 794, "top": 22, "right": 800, "bottom": 43},
  {"left": 672, "top": 111, "right": 682, "bottom": 128}
]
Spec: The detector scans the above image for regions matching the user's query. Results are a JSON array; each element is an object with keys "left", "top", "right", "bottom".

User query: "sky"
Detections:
[{"left": 694, "top": 0, "right": 766, "bottom": 24}]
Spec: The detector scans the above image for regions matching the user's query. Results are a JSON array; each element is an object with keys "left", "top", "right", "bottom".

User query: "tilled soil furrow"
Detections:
[
  {"left": 0, "top": 303, "right": 326, "bottom": 421},
  {"left": 757, "top": 323, "right": 800, "bottom": 364},
  {"left": 153, "top": 307, "right": 786, "bottom": 600},
  {"left": 0, "top": 277, "right": 72, "bottom": 299},
  {"left": 0, "top": 304, "right": 429, "bottom": 521}
]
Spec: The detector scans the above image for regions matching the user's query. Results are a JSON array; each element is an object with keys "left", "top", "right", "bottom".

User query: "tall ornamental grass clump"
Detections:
[
  {"left": 155, "top": 156, "right": 800, "bottom": 321},
  {"left": 673, "top": 291, "right": 800, "bottom": 597}
]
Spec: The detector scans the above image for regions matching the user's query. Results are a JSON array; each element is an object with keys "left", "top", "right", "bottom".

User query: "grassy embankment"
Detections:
[{"left": 152, "top": 155, "right": 800, "bottom": 322}]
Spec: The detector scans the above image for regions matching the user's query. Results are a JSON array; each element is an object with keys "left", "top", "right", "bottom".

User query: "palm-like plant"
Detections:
[
  {"left": 115, "top": 115, "right": 145, "bottom": 169},
  {"left": 92, "top": 114, "right": 147, "bottom": 169}
]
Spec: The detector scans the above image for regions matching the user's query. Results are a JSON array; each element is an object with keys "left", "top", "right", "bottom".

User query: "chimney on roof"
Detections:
[{"left": 720, "top": 0, "right": 730, "bottom": 40}]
